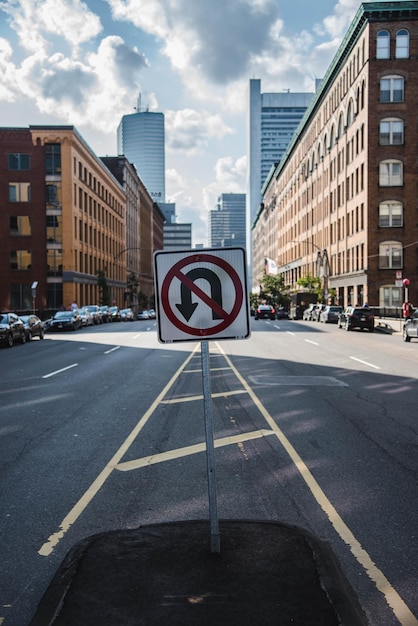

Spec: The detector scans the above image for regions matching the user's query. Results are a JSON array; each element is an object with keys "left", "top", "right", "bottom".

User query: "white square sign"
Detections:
[{"left": 154, "top": 247, "right": 250, "bottom": 343}]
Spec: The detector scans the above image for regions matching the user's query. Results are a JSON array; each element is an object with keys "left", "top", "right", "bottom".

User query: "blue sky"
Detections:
[{"left": 0, "top": 0, "right": 378, "bottom": 245}]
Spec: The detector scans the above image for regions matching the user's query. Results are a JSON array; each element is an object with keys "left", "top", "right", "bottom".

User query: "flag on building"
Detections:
[{"left": 264, "top": 258, "right": 278, "bottom": 276}]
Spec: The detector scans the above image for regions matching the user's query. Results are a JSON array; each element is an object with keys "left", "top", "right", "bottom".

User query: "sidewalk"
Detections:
[{"left": 30, "top": 520, "right": 368, "bottom": 626}]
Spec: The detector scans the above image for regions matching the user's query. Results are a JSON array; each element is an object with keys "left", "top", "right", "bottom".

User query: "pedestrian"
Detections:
[
  {"left": 71, "top": 300, "right": 79, "bottom": 311},
  {"left": 402, "top": 301, "right": 413, "bottom": 319}
]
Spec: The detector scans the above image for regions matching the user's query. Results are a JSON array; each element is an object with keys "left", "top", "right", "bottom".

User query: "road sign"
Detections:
[{"left": 154, "top": 247, "right": 250, "bottom": 343}]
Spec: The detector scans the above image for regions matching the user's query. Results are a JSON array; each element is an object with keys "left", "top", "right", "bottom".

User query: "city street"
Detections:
[{"left": 0, "top": 317, "right": 417, "bottom": 626}]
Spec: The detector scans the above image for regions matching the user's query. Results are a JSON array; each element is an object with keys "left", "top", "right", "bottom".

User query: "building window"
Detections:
[
  {"left": 10, "top": 249, "right": 32, "bottom": 270},
  {"left": 381, "top": 286, "right": 402, "bottom": 307},
  {"left": 380, "top": 76, "right": 404, "bottom": 102},
  {"left": 46, "top": 215, "right": 62, "bottom": 243},
  {"left": 376, "top": 30, "right": 390, "bottom": 59},
  {"left": 46, "top": 183, "right": 62, "bottom": 208},
  {"left": 45, "top": 144, "right": 61, "bottom": 175},
  {"left": 47, "top": 249, "right": 63, "bottom": 276},
  {"left": 379, "top": 201, "right": 403, "bottom": 227},
  {"left": 9, "top": 216, "right": 31, "bottom": 236},
  {"left": 379, "top": 241, "right": 402, "bottom": 268},
  {"left": 11, "top": 284, "right": 32, "bottom": 309},
  {"left": 379, "top": 118, "right": 404, "bottom": 145},
  {"left": 396, "top": 29, "right": 409, "bottom": 58},
  {"left": 346, "top": 99, "right": 354, "bottom": 127},
  {"left": 379, "top": 160, "right": 403, "bottom": 186},
  {"left": 8, "top": 182, "right": 31, "bottom": 202},
  {"left": 8, "top": 153, "right": 30, "bottom": 170}
]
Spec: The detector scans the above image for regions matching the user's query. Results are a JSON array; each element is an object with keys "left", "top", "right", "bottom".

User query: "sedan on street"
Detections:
[
  {"left": 403, "top": 311, "right": 418, "bottom": 342},
  {"left": 120, "top": 308, "right": 134, "bottom": 321},
  {"left": 255, "top": 305, "right": 276, "bottom": 320},
  {"left": 19, "top": 314, "right": 44, "bottom": 340},
  {"left": 48, "top": 310, "right": 82, "bottom": 332},
  {"left": 319, "top": 306, "right": 343, "bottom": 324}
]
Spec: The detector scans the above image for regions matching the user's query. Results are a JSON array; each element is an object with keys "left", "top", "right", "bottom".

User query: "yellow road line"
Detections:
[
  {"left": 160, "top": 389, "right": 247, "bottom": 404},
  {"left": 116, "top": 429, "right": 275, "bottom": 472},
  {"left": 38, "top": 344, "right": 200, "bottom": 557},
  {"left": 215, "top": 342, "right": 418, "bottom": 626}
]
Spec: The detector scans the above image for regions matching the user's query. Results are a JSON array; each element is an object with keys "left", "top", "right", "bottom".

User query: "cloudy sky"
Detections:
[{"left": 0, "top": 0, "right": 378, "bottom": 245}]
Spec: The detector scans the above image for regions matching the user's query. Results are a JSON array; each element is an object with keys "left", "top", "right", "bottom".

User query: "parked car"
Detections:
[
  {"left": 0, "top": 312, "right": 27, "bottom": 347},
  {"left": 49, "top": 310, "right": 82, "bottom": 331},
  {"left": 255, "top": 305, "right": 276, "bottom": 320},
  {"left": 319, "top": 306, "right": 343, "bottom": 324},
  {"left": 337, "top": 306, "right": 374, "bottom": 332},
  {"left": 147, "top": 309, "right": 156, "bottom": 319},
  {"left": 99, "top": 305, "right": 111, "bottom": 323},
  {"left": 402, "top": 311, "right": 418, "bottom": 342},
  {"left": 276, "top": 307, "right": 289, "bottom": 319},
  {"left": 19, "top": 314, "right": 44, "bottom": 340},
  {"left": 302, "top": 304, "right": 317, "bottom": 321},
  {"left": 311, "top": 304, "right": 326, "bottom": 322},
  {"left": 78, "top": 308, "right": 94, "bottom": 327},
  {"left": 108, "top": 306, "right": 121, "bottom": 322},
  {"left": 83, "top": 305, "right": 103, "bottom": 324},
  {"left": 120, "top": 308, "right": 134, "bottom": 321},
  {"left": 137, "top": 310, "right": 150, "bottom": 320}
]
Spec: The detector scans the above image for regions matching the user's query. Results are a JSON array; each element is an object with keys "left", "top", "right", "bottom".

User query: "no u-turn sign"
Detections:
[{"left": 154, "top": 247, "right": 250, "bottom": 343}]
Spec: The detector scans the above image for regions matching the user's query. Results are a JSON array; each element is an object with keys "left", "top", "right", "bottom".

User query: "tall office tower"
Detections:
[
  {"left": 209, "top": 193, "right": 246, "bottom": 248},
  {"left": 117, "top": 109, "right": 165, "bottom": 204},
  {"left": 246, "top": 79, "right": 314, "bottom": 285}
]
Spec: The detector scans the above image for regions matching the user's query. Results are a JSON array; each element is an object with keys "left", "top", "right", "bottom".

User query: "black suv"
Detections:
[
  {"left": 0, "top": 312, "right": 27, "bottom": 347},
  {"left": 337, "top": 307, "right": 374, "bottom": 332}
]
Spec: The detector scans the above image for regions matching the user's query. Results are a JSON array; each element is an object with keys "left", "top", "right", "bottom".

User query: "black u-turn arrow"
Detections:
[{"left": 176, "top": 268, "right": 223, "bottom": 321}]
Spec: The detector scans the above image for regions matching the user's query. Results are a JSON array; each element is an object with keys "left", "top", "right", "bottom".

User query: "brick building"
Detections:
[
  {"left": 0, "top": 125, "right": 162, "bottom": 314},
  {"left": 253, "top": 1, "right": 418, "bottom": 310},
  {"left": 101, "top": 156, "right": 165, "bottom": 308}
]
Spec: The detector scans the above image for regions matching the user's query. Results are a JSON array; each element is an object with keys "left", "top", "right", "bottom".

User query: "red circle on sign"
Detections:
[{"left": 161, "top": 253, "right": 243, "bottom": 336}]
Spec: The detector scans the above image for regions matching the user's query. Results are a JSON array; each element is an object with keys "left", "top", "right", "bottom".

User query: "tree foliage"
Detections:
[
  {"left": 97, "top": 270, "right": 110, "bottom": 305},
  {"left": 257, "top": 273, "right": 289, "bottom": 308}
]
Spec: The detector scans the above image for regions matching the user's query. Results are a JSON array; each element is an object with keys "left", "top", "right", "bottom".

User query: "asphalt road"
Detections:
[{"left": 0, "top": 317, "right": 417, "bottom": 626}]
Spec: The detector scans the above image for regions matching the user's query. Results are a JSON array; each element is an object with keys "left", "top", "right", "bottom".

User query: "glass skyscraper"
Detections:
[
  {"left": 209, "top": 193, "right": 246, "bottom": 249},
  {"left": 246, "top": 79, "right": 314, "bottom": 284},
  {"left": 117, "top": 111, "right": 165, "bottom": 204}
]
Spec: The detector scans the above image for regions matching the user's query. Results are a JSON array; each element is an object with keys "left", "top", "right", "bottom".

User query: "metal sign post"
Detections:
[
  {"left": 201, "top": 339, "right": 220, "bottom": 553},
  {"left": 154, "top": 248, "right": 250, "bottom": 553}
]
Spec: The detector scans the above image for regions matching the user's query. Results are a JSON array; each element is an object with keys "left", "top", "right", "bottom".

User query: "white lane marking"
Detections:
[
  {"left": 38, "top": 345, "right": 200, "bottom": 557},
  {"left": 305, "top": 339, "right": 319, "bottom": 346},
  {"left": 104, "top": 346, "right": 121, "bottom": 354},
  {"left": 42, "top": 364, "right": 78, "bottom": 379},
  {"left": 350, "top": 356, "right": 381, "bottom": 370},
  {"left": 274, "top": 324, "right": 281, "bottom": 329}
]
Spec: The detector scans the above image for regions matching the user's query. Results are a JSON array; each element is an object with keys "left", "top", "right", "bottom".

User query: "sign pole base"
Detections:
[{"left": 201, "top": 340, "right": 220, "bottom": 553}]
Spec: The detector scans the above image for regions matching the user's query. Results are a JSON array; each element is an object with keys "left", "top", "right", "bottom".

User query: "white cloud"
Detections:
[
  {"left": 1, "top": 0, "right": 102, "bottom": 53},
  {"left": 165, "top": 109, "right": 234, "bottom": 155}
]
